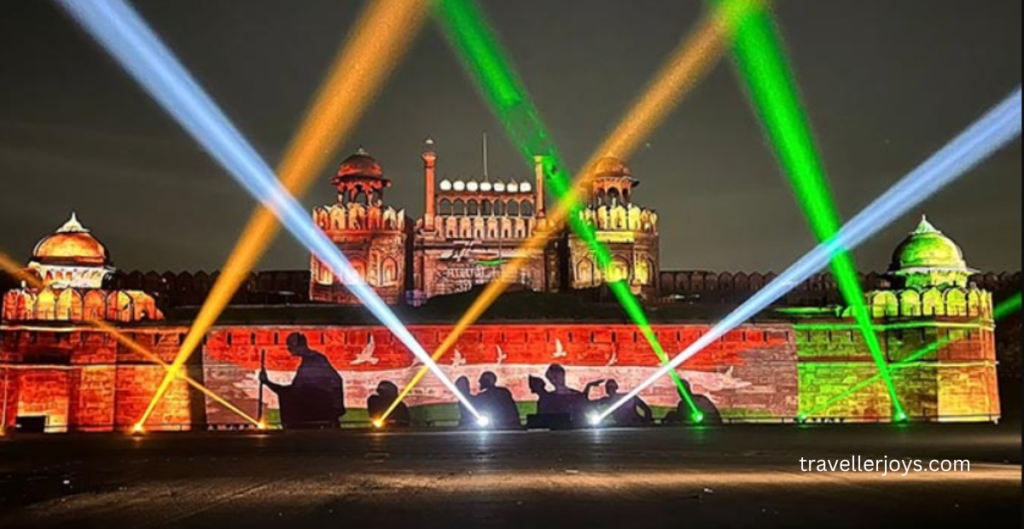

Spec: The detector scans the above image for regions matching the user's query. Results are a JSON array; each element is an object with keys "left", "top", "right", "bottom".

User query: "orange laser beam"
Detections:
[
  {"left": 138, "top": 0, "right": 434, "bottom": 426},
  {"left": 382, "top": 0, "right": 766, "bottom": 420}
]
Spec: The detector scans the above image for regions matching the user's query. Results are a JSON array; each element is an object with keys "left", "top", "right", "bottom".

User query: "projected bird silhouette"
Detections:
[
  {"left": 452, "top": 349, "right": 467, "bottom": 368},
  {"left": 351, "top": 336, "right": 379, "bottom": 366},
  {"left": 552, "top": 339, "right": 568, "bottom": 359}
]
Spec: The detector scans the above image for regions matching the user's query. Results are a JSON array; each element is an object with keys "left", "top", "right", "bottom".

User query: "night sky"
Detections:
[{"left": 0, "top": 0, "right": 1020, "bottom": 275}]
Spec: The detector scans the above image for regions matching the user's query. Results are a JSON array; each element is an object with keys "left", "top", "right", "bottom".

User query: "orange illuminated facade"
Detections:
[{"left": 314, "top": 143, "right": 660, "bottom": 305}]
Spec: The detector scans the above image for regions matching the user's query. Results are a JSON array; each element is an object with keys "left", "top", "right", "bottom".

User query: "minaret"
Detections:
[
  {"left": 533, "top": 155, "right": 547, "bottom": 219},
  {"left": 423, "top": 139, "right": 437, "bottom": 230}
]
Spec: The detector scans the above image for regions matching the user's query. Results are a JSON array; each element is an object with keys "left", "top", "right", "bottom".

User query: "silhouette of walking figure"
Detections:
[
  {"left": 476, "top": 372, "right": 521, "bottom": 429},
  {"left": 368, "top": 381, "right": 411, "bottom": 427},
  {"left": 259, "top": 333, "right": 345, "bottom": 430}
]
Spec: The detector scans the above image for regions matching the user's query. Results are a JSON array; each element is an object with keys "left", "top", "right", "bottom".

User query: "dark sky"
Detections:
[{"left": 1, "top": 0, "right": 1020, "bottom": 274}]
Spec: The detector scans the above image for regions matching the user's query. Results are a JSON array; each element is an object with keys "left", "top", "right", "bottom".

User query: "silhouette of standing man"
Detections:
[
  {"left": 260, "top": 333, "right": 346, "bottom": 429},
  {"left": 476, "top": 372, "right": 521, "bottom": 429}
]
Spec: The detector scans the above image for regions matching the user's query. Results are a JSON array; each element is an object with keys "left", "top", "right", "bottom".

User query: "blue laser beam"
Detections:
[
  {"left": 55, "top": 0, "right": 483, "bottom": 419},
  {"left": 598, "top": 87, "right": 1022, "bottom": 423}
]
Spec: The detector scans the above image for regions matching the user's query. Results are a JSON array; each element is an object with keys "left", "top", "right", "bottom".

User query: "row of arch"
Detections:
[
  {"left": 2, "top": 289, "right": 160, "bottom": 323},
  {"left": 314, "top": 204, "right": 405, "bottom": 233},
  {"left": 313, "top": 257, "right": 401, "bottom": 288},
  {"left": 869, "top": 288, "right": 992, "bottom": 319},
  {"left": 576, "top": 256, "right": 657, "bottom": 287},
  {"left": 591, "top": 186, "right": 633, "bottom": 208},
  {"left": 579, "top": 204, "right": 658, "bottom": 233},
  {"left": 438, "top": 216, "right": 535, "bottom": 241},
  {"left": 438, "top": 198, "right": 535, "bottom": 218}
]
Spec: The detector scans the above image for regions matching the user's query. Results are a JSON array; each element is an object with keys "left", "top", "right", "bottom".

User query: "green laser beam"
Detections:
[
  {"left": 435, "top": 0, "right": 705, "bottom": 418},
  {"left": 711, "top": 1, "right": 906, "bottom": 419},
  {"left": 798, "top": 292, "right": 1021, "bottom": 420}
]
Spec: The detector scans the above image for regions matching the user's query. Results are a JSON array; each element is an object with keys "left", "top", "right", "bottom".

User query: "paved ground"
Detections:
[{"left": 0, "top": 424, "right": 1020, "bottom": 528}]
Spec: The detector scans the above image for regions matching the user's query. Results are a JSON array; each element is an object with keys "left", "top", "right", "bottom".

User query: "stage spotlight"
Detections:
[
  {"left": 476, "top": 416, "right": 492, "bottom": 429},
  {"left": 131, "top": 424, "right": 146, "bottom": 436},
  {"left": 53, "top": 0, "right": 482, "bottom": 424},
  {"left": 588, "top": 413, "right": 603, "bottom": 428},
  {"left": 691, "top": 412, "right": 706, "bottom": 425},
  {"left": 372, "top": 420, "right": 385, "bottom": 430},
  {"left": 598, "top": 87, "right": 1022, "bottom": 424}
]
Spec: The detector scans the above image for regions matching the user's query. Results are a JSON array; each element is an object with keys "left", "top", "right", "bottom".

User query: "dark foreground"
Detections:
[{"left": 0, "top": 424, "right": 1020, "bottom": 529}]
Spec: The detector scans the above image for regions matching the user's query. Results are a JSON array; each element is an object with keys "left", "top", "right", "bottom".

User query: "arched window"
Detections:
[
  {"left": 57, "top": 290, "right": 84, "bottom": 321},
  {"left": 577, "top": 259, "right": 596, "bottom": 285},
  {"left": 381, "top": 258, "right": 400, "bottom": 286},
  {"left": 439, "top": 199, "right": 452, "bottom": 216},
  {"left": 467, "top": 199, "right": 479, "bottom": 216},
  {"left": 453, "top": 199, "right": 466, "bottom": 216},
  {"left": 608, "top": 188, "right": 621, "bottom": 207},
  {"left": 520, "top": 200, "right": 534, "bottom": 217},
  {"left": 494, "top": 200, "right": 506, "bottom": 216},
  {"left": 607, "top": 256, "right": 631, "bottom": 283},
  {"left": 507, "top": 200, "right": 520, "bottom": 217},
  {"left": 481, "top": 200, "right": 493, "bottom": 216},
  {"left": 350, "top": 259, "right": 367, "bottom": 284}
]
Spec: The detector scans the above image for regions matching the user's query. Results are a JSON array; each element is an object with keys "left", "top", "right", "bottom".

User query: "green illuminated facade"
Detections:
[{"left": 796, "top": 218, "right": 999, "bottom": 422}]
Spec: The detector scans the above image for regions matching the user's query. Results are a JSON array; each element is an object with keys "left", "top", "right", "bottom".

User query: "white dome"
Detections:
[
  {"left": 507, "top": 181, "right": 519, "bottom": 193},
  {"left": 467, "top": 180, "right": 480, "bottom": 192},
  {"left": 439, "top": 180, "right": 453, "bottom": 191},
  {"left": 520, "top": 182, "right": 532, "bottom": 193},
  {"left": 453, "top": 180, "right": 466, "bottom": 192},
  {"left": 480, "top": 181, "right": 493, "bottom": 192},
  {"left": 493, "top": 182, "right": 506, "bottom": 192}
]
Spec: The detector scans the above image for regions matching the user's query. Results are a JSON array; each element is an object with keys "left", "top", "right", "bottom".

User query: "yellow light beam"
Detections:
[
  {"left": 0, "top": 251, "right": 260, "bottom": 428},
  {"left": 138, "top": 0, "right": 434, "bottom": 427},
  {"left": 382, "top": 0, "right": 765, "bottom": 419}
]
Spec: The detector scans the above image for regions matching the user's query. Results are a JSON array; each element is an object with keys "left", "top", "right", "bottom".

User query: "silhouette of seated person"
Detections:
[
  {"left": 475, "top": 371, "right": 521, "bottom": 429},
  {"left": 591, "top": 380, "right": 653, "bottom": 427},
  {"left": 663, "top": 380, "right": 723, "bottom": 426},
  {"left": 259, "top": 333, "right": 345, "bottom": 430},
  {"left": 455, "top": 376, "right": 476, "bottom": 428},
  {"left": 368, "top": 380, "right": 411, "bottom": 428},
  {"left": 527, "top": 364, "right": 587, "bottom": 428}
]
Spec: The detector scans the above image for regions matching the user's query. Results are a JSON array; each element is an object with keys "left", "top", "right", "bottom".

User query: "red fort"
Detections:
[{"left": 0, "top": 145, "right": 1005, "bottom": 433}]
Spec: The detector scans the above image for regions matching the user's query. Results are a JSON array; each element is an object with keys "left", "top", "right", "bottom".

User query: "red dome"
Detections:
[
  {"left": 591, "top": 156, "right": 632, "bottom": 178},
  {"left": 337, "top": 148, "right": 384, "bottom": 180},
  {"left": 31, "top": 214, "right": 110, "bottom": 267}
]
